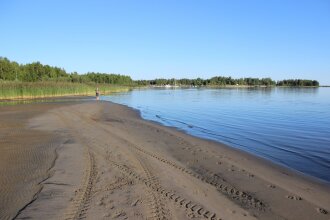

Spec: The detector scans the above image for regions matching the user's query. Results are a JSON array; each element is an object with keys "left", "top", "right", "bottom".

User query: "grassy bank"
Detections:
[{"left": 0, "top": 81, "right": 132, "bottom": 100}]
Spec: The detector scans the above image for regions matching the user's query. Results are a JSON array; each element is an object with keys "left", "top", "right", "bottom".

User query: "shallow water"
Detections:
[{"left": 103, "top": 87, "right": 330, "bottom": 183}]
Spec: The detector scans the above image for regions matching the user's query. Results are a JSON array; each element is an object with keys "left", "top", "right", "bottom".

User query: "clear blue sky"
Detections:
[{"left": 1, "top": 0, "right": 330, "bottom": 84}]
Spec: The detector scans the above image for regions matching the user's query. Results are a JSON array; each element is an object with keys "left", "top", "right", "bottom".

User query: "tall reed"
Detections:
[{"left": 0, "top": 81, "right": 131, "bottom": 100}]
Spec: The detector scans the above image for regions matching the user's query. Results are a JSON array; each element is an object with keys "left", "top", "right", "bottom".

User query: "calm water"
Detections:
[{"left": 103, "top": 88, "right": 330, "bottom": 183}]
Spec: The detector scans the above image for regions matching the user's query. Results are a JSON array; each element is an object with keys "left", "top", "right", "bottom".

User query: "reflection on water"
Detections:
[{"left": 104, "top": 87, "right": 330, "bottom": 183}]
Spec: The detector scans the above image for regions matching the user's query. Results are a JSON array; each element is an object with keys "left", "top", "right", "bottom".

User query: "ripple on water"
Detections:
[{"left": 104, "top": 87, "right": 330, "bottom": 183}]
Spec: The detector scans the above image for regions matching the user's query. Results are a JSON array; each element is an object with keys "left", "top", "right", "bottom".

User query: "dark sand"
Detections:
[{"left": 0, "top": 100, "right": 329, "bottom": 220}]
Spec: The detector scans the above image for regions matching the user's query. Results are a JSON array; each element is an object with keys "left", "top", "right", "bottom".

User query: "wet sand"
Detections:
[{"left": 0, "top": 100, "right": 329, "bottom": 220}]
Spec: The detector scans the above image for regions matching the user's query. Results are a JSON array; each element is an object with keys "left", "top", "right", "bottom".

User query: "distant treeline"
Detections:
[
  {"left": 136, "top": 77, "right": 319, "bottom": 87},
  {"left": 136, "top": 77, "right": 276, "bottom": 86},
  {"left": 0, "top": 57, "right": 319, "bottom": 87},
  {"left": 0, "top": 57, "right": 133, "bottom": 85},
  {"left": 276, "top": 79, "right": 319, "bottom": 87}
]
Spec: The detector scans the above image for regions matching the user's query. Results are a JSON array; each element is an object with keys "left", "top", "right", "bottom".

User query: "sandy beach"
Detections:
[{"left": 0, "top": 100, "right": 329, "bottom": 220}]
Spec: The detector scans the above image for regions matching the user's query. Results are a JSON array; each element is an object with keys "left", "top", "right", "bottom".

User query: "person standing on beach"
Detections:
[{"left": 96, "top": 87, "right": 100, "bottom": 100}]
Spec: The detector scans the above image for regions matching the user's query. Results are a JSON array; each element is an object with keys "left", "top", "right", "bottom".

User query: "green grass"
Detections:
[{"left": 0, "top": 81, "right": 132, "bottom": 100}]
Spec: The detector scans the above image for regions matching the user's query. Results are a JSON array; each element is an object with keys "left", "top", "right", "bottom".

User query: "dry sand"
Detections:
[{"left": 0, "top": 100, "right": 329, "bottom": 220}]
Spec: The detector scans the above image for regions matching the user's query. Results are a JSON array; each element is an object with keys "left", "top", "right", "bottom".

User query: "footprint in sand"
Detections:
[
  {"left": 286, "top": 195, "right": 302, "bottom": 200},
  {"left": 111, "top": 210, "right": 126, "bottom": 218},
  {"left": 187, "top": 212, "right": 196, "bottom": 218},
  {"left": 317, "top": 208, "right": 328, "bottom": 214}
]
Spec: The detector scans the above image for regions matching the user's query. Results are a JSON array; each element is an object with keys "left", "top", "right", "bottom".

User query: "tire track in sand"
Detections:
[
  {"left": 106, "top": 158, "right": 222, "bottom": 220},
  {"left": 135, "top": 156, "right": 169, "bottom": 220},
  {"left": 54, "top": 106, "right": 255, "bottom": 219},
  {"left": 98, "top": 123, "right": 265, "bottom": 211},
  {"left": 56, "top": 107, "right": 255, "bottom": 218},
  {"left": 63, "top": 150, "right": 97, "bottom": 220},
  {"left": 126, "top": 142, "right": 265, "bottom": 211},
  {"left": 85, "top": 114, "right": 266, "bottom": 211},
  {"left": 58, "top": 109, "right": 171, "bottom": 220},
  {"left": 53, "top": 112, "right": 98, "bottom": 220}
]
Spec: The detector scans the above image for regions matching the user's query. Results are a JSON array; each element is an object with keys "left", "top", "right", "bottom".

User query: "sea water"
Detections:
[{"left": 103, "top": 87, "right": 330, "bottom": 183}]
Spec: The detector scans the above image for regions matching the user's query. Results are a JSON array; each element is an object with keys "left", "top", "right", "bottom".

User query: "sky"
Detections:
[{"left": 0, "top": 0, "right": 330, "bottom": 84}]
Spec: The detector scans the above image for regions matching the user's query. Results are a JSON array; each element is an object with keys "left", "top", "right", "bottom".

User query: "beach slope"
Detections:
[{"left": 0, "top": 101, "right": 329, "bottom": 220}]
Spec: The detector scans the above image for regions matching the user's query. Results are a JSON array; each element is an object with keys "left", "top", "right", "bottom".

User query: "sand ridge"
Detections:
[{"left": 0, "top": 100, "right": 329, "bottom": 219}]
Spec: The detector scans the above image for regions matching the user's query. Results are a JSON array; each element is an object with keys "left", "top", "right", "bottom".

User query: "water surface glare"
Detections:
[{"left": 103, "top": 88, "right": 330, "bottom": 183}]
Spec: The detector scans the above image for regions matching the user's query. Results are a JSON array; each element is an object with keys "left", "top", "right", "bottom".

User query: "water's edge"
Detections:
[{"left": 102, "top": 99, "right": 330, "bottom": 186}]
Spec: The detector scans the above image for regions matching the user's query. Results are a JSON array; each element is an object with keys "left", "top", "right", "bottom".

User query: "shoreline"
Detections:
[
  {"left": 1, "top": 85, "right": 326, "bottom": 101},
  {"left": 0, "top": 99, "right": 329, "bottom": 219},
  {"left": 105, "top": 102, "right": 330, "bottom": 196},
  {"left": 112, "top": 100, "right": 330, "bottom": 186}
]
